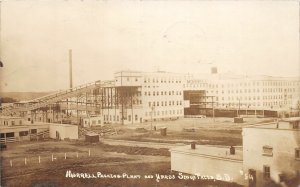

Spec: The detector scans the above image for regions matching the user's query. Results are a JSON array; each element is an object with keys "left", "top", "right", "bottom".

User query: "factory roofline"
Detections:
[{"left": 170, "top": 145, "right": 243, "bottom": 162}]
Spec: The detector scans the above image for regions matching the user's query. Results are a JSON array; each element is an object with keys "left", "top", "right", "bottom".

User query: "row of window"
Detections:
[
  {"left": 216, "top": 88, "right": 297, "bottom": 94},
  {"left": 115, "top": 77, "right": 139, "bottom": 82},
  {"left": 103, "top": 114, "right": 139, "bottom": 122},
  {"left": 101, "top": 99, "right": 142, "bottom": 105},
  {"left": 219, "top": 95, "right": 293, "bottom": 101},
  {"left": 1, "top": 120, "right": 22, "bottom": 126},
  {"left": 144, "top": 77, "right": 182, "bottom": 84},
  {"left": 185, "top": 82, "right": 299, "bottom": 89},
  {"left": 144, "top": 91, "right": 182, "bottom": 96},
  {"left": 145, "top": 109, "right": 183, "bottom": 116},
  {"left": 148, "top": 101, "right": 183, "bottom": 107},
  {"left": 217, "top": 101, "right": 291, "bottom": 108}
]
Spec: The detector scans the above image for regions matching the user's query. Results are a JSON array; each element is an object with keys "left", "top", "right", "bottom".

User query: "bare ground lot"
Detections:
[
  {"left": 100, "top": 117, "right": 275, "bottom": 146},
  {"left": 1, "top": 117, "right": 273, "bottom": 187}
]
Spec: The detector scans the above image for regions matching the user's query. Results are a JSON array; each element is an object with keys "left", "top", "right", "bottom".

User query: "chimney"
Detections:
[
  {"left": 191, "top": 142, "right": 196, "bottom": 149},
  {"left": 230, "top": 146, "right": 235, "bottom": 155}
]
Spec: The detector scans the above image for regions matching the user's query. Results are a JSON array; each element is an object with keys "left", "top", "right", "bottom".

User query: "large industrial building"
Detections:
[
  {"left": 1, "top": 69, "right": 299, "bottom": 125},
  {"left": 183, "top": 70, "right": 300, "bottom": 118}
]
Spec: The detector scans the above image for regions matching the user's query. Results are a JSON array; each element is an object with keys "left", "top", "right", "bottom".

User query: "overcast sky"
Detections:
[{"left": 0, "top": 0, "right": 299, "bottom": 92}]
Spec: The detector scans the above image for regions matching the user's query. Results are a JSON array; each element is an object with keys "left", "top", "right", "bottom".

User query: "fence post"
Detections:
[
  {"left": 10, "top": 160, "right": 12, "bottom": 167},
  {"left": 89, "top": 149, "right": 90, "bottom": 157},
  {"left": 39, "top": 156, "right": 41, "bottom": 163},
  {"left": 76, "top": 152, "right": 78, "bottom": 158},
  {"left": 65, "top": 153, "right": 67, "bottom": 159},
  {"left": 24, "top": 158, "right": 27, "bottom": 165},
  {"left": 52, "top": 154, "right": 54, "bottom": 162}
]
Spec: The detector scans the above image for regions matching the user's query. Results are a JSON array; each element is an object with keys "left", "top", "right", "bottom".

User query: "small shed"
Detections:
[
  {"left": 160, "top": 127, "right": 167, "bottom": 136},
  {"left": 85, "top": 132, "right": 100, "bottom": 143}
]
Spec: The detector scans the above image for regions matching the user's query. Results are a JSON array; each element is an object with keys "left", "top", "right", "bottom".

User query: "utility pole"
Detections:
[
  {"left": 212, "top": 96, "right": 215, "bottom": 122},
  {"left": 238, "top": 98, "right": 240, "bottom": 117},
  {"left": 0, "top": 0, "right": 3, "bottom": 67},
  {"left": 151, "top": 106, "right": 155, "bottom": 131},
  {"left": 69, "top": 49, "right": 73, "bottom": 89}
]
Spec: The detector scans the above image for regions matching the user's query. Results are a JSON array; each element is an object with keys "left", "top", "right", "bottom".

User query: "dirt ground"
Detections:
[
  {"left": 1, "top": 117, "right": 273, "bottom": 187},
  {"left": 102, "top": 117, "right": 275, "bottom": 146}
]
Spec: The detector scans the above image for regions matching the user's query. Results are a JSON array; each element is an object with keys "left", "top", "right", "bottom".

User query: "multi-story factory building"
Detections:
[
  {"left": 5, "top": 69, "right": 299, "bottom": 125},
  {"left": 183, "top": 70, "right": 300, "bottom": 117},
  {"left": 112, "top": 71, "right": 184, "bottom": 124}
]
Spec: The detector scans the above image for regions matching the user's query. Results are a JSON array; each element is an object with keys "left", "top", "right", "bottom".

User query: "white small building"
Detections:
[
  {"left": 0, "top": 123, "right": 49, "bottom": 143},
  {"left": 170, "top": 117, "right": 300, "bottom": 187},
  {"left": 0, "top": 116, "right": 25, "bottom": 126},
  {"left": 170, "top": 145, "right": 244, "bottom": 185},
  {"left": 49, "top": 123, "right": 78, "bottom": 140},
  {"left": 82, "top": 116, "right": 103, "bottom": 128},
  {"left": 243, "top": 117, "right": 300, "bottom": 186}
]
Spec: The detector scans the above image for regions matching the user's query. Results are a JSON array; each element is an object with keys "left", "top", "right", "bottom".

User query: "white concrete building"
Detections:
[
  {"left": 98, "top": 70, "right": 184, "bottom": 124},
  {"left": 49, "top": 123, "right": 78, "bottom": 140},
  {"left": 0, "top": 116, "right": 78, "bottom": 142},
  {"left": 170, "top": 145, "right": 244, "bottom": 185},
  {"left": 0, "top": 116, "right": 25, "bottom": 126},
  {"left": 184, "top": 72, "right": 300, "bottom": 116},
  {"left": 243, "top": 117, "right": 300, "bottom": 186},
  {"left": 170, "top": 117, "right": 300, "bottom": 187},
  {"left": 82, "top": 115, "right": 103, "bottom": 127}
]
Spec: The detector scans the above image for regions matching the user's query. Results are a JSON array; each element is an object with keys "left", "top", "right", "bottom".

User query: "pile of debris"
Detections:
[
  {"left": 79, "top": 124, "right": 123, "bottom": 137},
  {"left": 90, "top": 124, "right": 119, "bottom": 136}
]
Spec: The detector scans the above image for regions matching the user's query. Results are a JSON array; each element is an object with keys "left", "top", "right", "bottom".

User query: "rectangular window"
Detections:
[
  {"left": 19, "top": 131, "right": 29, "bottom": 137},
  {"left": 295, "top": 148, "right": 300, "bottom": 160},
  {"left": 30, "top": 129, "right": 37, "bottom": 134},
  {"left": 262, "top": 146, "right": 273, "bottom": 156},
  {"left": 278, "top": 174, "right": 285, "bottom": 182},
  {"left": 292, "top": 122, "right": 299, "bottom": 129},
  {"left": 135, "top": 115, "right": 138, "bottom": 121},
  {"left": 128, "top": 115, "right": 131, "bottom": 121},
  {"left": 263, "top": 165, "right": 270, "bottom": 179},
  {"left": 6, "top": 132, "right": 14, "bottom": 138}
]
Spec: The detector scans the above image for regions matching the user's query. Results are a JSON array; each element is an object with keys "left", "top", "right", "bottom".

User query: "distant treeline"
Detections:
[
  {"left": 1, "top": 97, "right": 17, "bottom": 103},
  {"left": 0, "top": 91, "right": 53, "bottom": 102}
]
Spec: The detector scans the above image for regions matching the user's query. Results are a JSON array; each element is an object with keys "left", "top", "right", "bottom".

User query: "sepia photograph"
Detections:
[{"left": 0, "top": 0, "right": 299, "bottom": 186}]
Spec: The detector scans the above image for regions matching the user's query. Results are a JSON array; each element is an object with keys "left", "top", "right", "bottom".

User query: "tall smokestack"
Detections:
[{"left": 69, "top": 49, "right": 73, "bottom": 89}]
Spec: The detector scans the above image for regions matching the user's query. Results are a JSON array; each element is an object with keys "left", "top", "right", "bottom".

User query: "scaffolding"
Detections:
[{"left": 0, "top": 81, "right": 141, "bottom": 125}]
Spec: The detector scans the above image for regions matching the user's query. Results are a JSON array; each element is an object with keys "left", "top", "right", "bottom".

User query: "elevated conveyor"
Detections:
[{"left": 0, "top": 81, "right": 105, "bottom": 116}]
